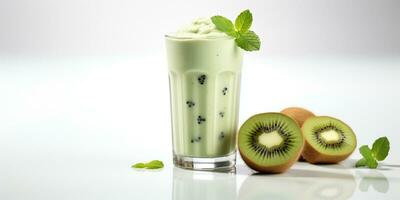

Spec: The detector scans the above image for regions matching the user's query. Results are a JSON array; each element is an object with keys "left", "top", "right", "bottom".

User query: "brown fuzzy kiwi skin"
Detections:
[
  {"left": 301, "top": 142, "right": 352, "bottom": 164},
  {"left": 298, "top": 155, "right": 307, "bottom": 162},
  {"left": 301, "top": 116, "right": 357, "bottom": 164},
  {"left": 281, "top": 107, "right": 315, "bottom": 127},
  {"left": 239, "top": 138, "right": 304, "bottom": 174},
  {"left": 281, "top": 107, "right": 315, "bottom": 161}
]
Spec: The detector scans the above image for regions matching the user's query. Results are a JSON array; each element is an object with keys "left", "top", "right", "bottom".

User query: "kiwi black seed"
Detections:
[
  {"left": 238, "top": 113, "right": 304, "bottom": 173},
  {"left": 301, "top": 116, "right": 357, "bottom": 164}
]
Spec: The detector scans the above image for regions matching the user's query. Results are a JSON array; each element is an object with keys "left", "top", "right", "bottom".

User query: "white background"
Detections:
[
  {"left": 1, "top": 0, "right": 400, "bottom": 199},
  {"left": 1, "top": 0, "right": 399, "bottom": 56}
]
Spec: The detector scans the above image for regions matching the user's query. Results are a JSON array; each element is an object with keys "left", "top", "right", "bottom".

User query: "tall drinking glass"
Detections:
[{"left": 166, "top": 35, "right": 243, "bottom": 170}]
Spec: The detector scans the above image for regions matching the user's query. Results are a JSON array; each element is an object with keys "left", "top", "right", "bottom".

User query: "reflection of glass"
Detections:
[
  {"left": 173, "top": 167, "right": 237, "bottom": 200},
  {"left": 239, "top": 169, "right": 356, "bottom": 200},
  {"left": 357, "top": 170, "right": 389, "bottom": 193}
]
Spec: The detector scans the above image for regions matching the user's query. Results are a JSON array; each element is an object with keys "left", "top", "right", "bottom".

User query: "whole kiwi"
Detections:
[
  {"left": 281, "top": 107, "right": 315, "bottom": 161},
  {"left": 281, "top": 107, "right": 316, "bottom": 127}
]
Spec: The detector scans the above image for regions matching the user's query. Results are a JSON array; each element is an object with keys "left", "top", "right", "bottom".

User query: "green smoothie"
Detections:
[{"left": 166, "top": 18, "right": 243, "bottom": 158}]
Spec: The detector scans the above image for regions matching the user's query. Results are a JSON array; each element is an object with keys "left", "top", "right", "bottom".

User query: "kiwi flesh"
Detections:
[
  {"left": 238, "top": 113, "right": 304, "bottom": 173},
  {"left": 301, "top": 116, "right": 357, "bottom": 164},
  {"left": 281, "top": 107, "right": 315, "bottom": 127}
]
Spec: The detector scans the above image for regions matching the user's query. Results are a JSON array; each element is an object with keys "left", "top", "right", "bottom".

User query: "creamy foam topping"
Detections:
[{"left": 170, "top": 18, "right": 230, "bottom": 39}]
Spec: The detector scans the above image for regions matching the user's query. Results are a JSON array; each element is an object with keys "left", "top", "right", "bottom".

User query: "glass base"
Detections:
[{"left": 173, "top": 152, "right": 236, "bottom": 171}]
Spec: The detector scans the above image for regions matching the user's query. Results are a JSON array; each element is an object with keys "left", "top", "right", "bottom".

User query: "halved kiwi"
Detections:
[
  {"left": 238, "top": 113, "right": 304, "bottom": 173},
  {"left": 302, "top": 116, "right": 357, "bottom": 164}
]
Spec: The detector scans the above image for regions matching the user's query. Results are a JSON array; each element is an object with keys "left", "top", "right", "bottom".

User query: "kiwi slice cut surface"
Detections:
[
  {"left": 302, "top": 116, "right": 357, "bottom": 163},
  {"left": 238, "top": 113, "right": 304, "bottom": 173}
]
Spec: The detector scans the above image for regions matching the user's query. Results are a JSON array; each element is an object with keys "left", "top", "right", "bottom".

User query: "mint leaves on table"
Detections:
[
  {"left": 355, "top": 137, "right": 390, "bottom": 169},
  {"left": 211, "top": 9, "right": 260, "bottom": 51},
  {"left": 145, "top": 160, "right": 164, "bottom": 169},
  {"left": 357, "top": 145, "right": 378, "bottom": 168},
  {"left": 131, "top": 160, "right": 164, "bottom": 169},
  {"left": 132, "top": 163, "right": 147, "bottom": 168},
  {"left": 371, "top": 136, "right": 390, "bottom": 161}
]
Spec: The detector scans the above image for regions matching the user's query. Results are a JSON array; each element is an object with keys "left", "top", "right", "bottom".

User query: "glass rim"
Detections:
[{"left": 164, "top": 33, "right": 234, "bottom": 41}]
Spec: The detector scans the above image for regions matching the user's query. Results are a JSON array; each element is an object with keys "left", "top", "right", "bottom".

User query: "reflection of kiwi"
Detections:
[
  {"left": 281, "top": 107, "right": 315, "bottom": 127},
  {"left": 302, "top": 116, "right": 357, "bottom": 164},
  {"left": 239, "top": 169, "right": 356, "bottom": 200},
  {"left": 282, "top": 167, "right": 356, "bottom": 200},
  {"left": 238, "top": 113, "right": 304, "bottom": 173},
  {"left": 301, "top": 173, "right": 356, "bottom": 200},
  {"left": 238, "top": 175, "right": 301, "bottom": 200}
]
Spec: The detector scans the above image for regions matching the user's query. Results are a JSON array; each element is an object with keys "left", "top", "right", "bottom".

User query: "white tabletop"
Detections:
[
  {"left": 1, "top": 152, "right": 399, "bottom": 199},
  {"left": 1, "top": 56, "right": 399, "bottom": 199}
]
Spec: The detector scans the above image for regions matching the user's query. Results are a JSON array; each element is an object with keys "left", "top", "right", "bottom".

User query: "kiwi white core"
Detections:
[
  {"left": 320, "top": 130, "right": 340, "bottom": 144},
  {"left": 258, "top": 131, "right": 283, "bottom": 148}
]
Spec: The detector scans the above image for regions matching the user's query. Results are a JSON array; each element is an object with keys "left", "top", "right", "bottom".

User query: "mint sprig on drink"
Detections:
[
  {"left": 355, "top": 137, "right": 390, "bottom": 169},
  {"left": 211, "top": 9, "right": 261, "bottom": 51}
]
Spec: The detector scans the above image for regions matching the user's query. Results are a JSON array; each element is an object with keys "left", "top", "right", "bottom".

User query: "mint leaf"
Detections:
[
  {"left": 355, "top": 137, "right": 391, "bottom": 169},
  {"left": 211, "top": 10, "right": 261, "bottom": 52},
  {"left": 131, "top": 160, "right": 164, "bottom": 169},
  {"left": 131, "top": 163, "right": 146, "bottom": 168},
  {"left": 355, "top": 158, "right": 367, "bottom": 167},
  {"left": 235, "top": 9, "right": 253, "bottom": 34},
  {"left": 366, "top": 158, "right": 378, "bottom": 169},
  {"left": 371, "top": 137, "right": 390, "bottom": 161},
  {"left": 358, "top": 145, "right": 379, "bottom": 168},
  {"left": 211, "top": 16, "right": 236, "bottom": 37},
  {"left": 359, "top": 145, "right": 374, "bottom": 161},
  {"left": 355, "top": 158, "right": 378, "bottom": 169},
  {"left": 145, "top": 160, "right": 164, "bottom": 169},
  {"left": 235, "top": 31, "right": 260, "bottom": 51}
]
